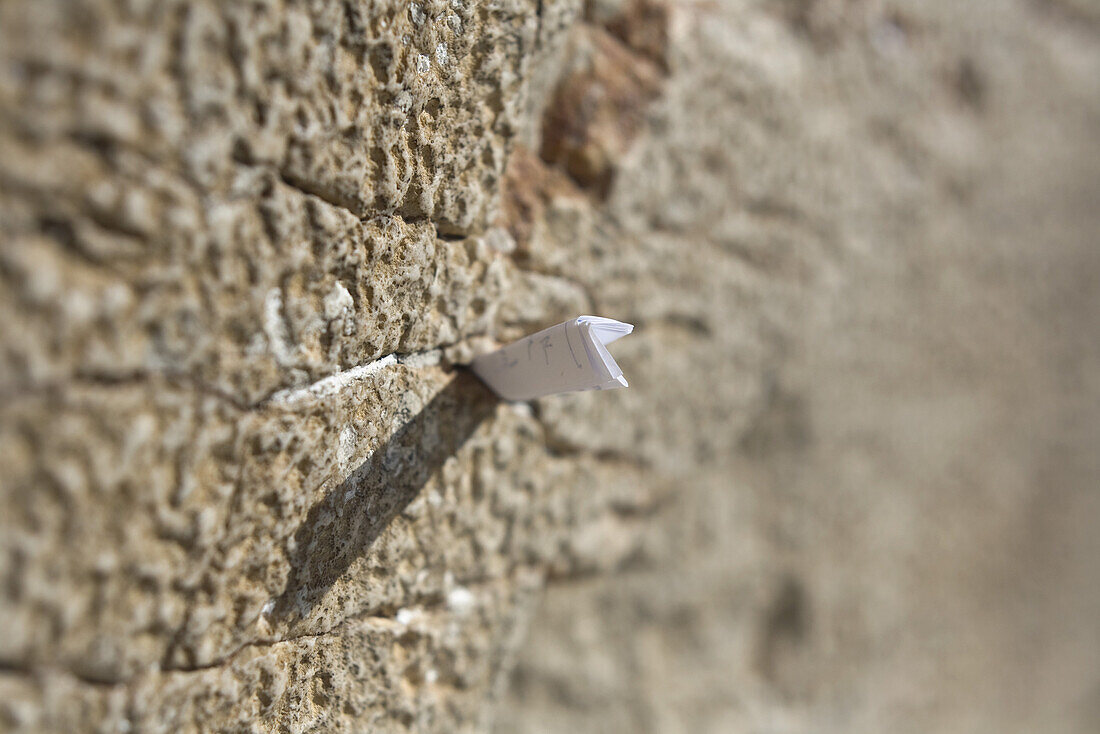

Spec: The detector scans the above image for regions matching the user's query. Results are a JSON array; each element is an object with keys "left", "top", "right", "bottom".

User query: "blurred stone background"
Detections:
[{"left": 1, "top": 0, "right": 1097, "bottom": 732}]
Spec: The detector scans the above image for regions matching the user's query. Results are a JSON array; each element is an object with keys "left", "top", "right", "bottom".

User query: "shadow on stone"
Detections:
[{"left": 274, "top": 369, "right": 498, "bottom": 621}]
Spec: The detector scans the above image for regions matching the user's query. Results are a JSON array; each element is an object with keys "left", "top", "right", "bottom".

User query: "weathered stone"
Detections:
[
  {"left": 0, "top": 160, "right": 507, "bottom": 403},
  {"left": 2, "top": 0, "right": 1099, "bottom": 732},
  {"left": 0, "top": 0, "right": 559, "bottom": 230},
  {"left": 499, "top": 1, "right": 1100, "bottom": 732}
]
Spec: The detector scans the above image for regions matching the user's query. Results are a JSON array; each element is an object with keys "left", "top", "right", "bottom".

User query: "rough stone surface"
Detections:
[{"left": 1, "top": 0, "right": 1098, "bottom": 732}]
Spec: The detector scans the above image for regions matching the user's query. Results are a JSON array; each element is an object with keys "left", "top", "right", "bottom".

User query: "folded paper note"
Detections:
[{"left": 471, "top": 316, "right": 634, "bottom": 401}]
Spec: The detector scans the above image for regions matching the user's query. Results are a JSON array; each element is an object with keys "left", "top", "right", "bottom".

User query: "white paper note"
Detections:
[{"left": 471, "top": 316, "right": 634, "bottom": 401}]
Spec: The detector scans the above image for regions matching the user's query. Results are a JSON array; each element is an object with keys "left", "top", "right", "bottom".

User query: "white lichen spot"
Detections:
[
  {"left": 261, "top": 599, "right": 275, "bottom": 617},
  {"left": 62, "top": 290, "right": 95, "bottom": 323},
  {"left": 435, "top": 42, "right": 449, "bottom": 67},
  {"left": 263, "top": 287, "right": 295, "bottom": 365},
  {"left": 324, "top": 281, "right": 354, "bottom": 320},
  {"left": 338, "top": 424, "right": 358, "bottom": 471},
  {"left": 93, "top": 551, "right": 119, "bottom": 575},
  {"left": 484, "top": 227, "right": 516, "bottom": 253},
  {"left": 396, "top": 608, "right": 421, "bottom": 626},
  {"left": 26, "top": 261, "right": 60, "bottom": 304},
  {"left": 447, "top": 586, "right": 475, "bottom": 616},
  {"left": 448, "top": 13, "right": 462, "bottom": 34},
  {"left": 425, "top": 669, "right": 438, "bottom": 684},
  {"left": 409, "top": 3, "right": 425, "bottom": 25},
  {"left": 102, "top": 283, "right": 133, "bottom": 313},
  {"left": 416, "top": 54, "right": 431, "bottom": 76},
  {"left": 394, "top": 91, "right": 414, "bottom": 116}
]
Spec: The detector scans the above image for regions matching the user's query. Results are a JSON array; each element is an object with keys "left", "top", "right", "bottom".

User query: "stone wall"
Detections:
[{"left": 2, "top": 0, "right": 1098, "bottom": 732}]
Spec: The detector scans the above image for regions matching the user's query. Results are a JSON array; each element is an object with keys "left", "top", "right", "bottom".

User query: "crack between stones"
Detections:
[
  {"left": 0, "top": 369, "right": 253, "bottom": 411},
  {"left": 275, "top": 169, "right": 365, "bottom": 221},
  {"left": 0, "top": 660, "right": 127, "bottom": 689},
  {"left": 159, "top": 611, "right": 400, "bottom": 678},
  {"left": 0, "top": 336, "right": 485, "bottom": 412},
  {"left": 273, "top": 166, "right": 482, "bottom": 241},
  {"left": 0, "top": 414, "right": 659, "bottom": 690},
  {"left": 160, "top": 565, "right": 544, "bottom": 679},
  {"left": 0, "top": 568, "right": 540, "bottom": 688},
  {"left": 510, "top": 261, "right": 599, "bottom": 313}
]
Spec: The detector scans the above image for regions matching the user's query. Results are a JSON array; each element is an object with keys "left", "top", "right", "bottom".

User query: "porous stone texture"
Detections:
[{"left": 1, "top": 0, "right": 1098, "bottom": 733}]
